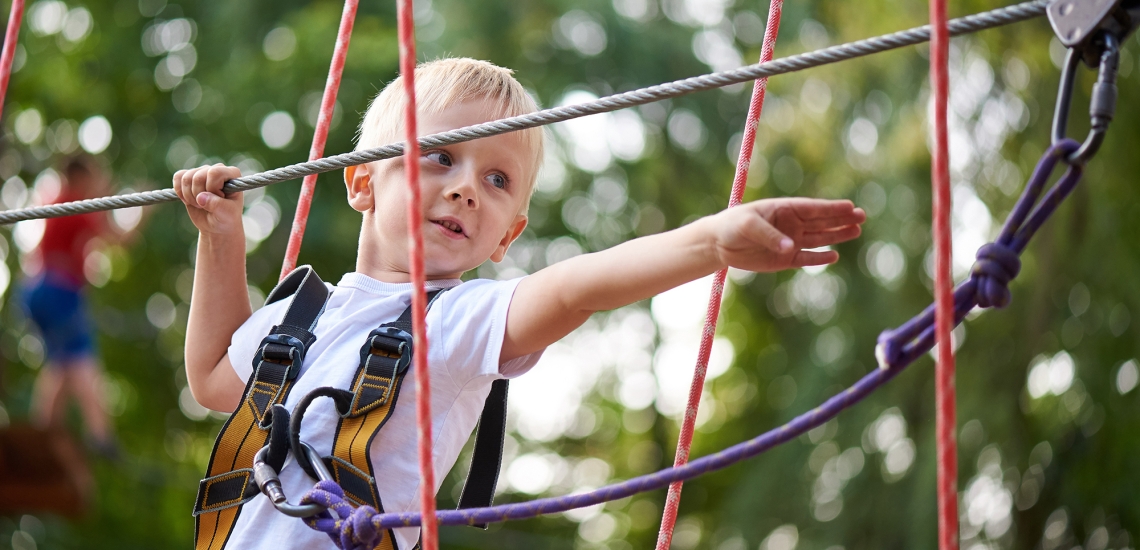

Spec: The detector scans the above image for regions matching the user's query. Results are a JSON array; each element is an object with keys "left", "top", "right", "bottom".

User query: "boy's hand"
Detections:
[
  {"left": 173, "top": 164, "right": 244, "bottom": 237},
  {"left": 710, "top": 198, "right": 865, "bottom": 272}
]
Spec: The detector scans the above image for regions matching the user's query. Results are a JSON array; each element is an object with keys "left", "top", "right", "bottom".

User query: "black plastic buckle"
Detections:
[
  {"left": 254, "top": 333, "right": 308, "bottom": 381},
  {"left": 358, "top": 327, "right": 413, "bottom": 376}
]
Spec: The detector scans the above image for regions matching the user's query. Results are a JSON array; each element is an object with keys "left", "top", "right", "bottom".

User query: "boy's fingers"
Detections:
[
  {"left": 794, "top": 249, "right": 840, "bottom": 267},
  {"left": 205, "top": 164, "right": 237, "bottom": 194},
  {"left": 798, "top": 225, "right": 862, "bottom": 248},
  {"left": 786, "top": 198, "right": 859, "bottom": 218},
  {"left": 172, "top": 170, "right": 185, "bottom": 203},
  {"left": 744, "top": 213, "right": 794, "bottom": 252},
  {"left": 174, "top": 169, "right": 194, "bottom": 205},
  {"left": 802, "top": 211, "right": 866, "bottom": 232},
  {"left": 196, "top": 192, "right": 221, "bottom": 211},
  {"left": 191, "top": 168, "right": 211, "bottom": 201}
]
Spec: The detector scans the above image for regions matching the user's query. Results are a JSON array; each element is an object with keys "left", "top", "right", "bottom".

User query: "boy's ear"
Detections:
[
  {"left": 345, "top": 165, "right": 374, "bottom": 212},
  {"left": 490, "top": 214, "right": 528, "bottom": 263}
]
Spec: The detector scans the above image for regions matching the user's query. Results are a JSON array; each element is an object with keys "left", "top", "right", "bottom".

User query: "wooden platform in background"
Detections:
[{"left": 0, "top": 425, "right": 91, "bottom": 518}]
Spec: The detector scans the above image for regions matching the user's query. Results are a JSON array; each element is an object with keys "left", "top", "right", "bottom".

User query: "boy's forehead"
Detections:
[
  {"left": 419, "top": 98, "right": 513, "bottom": 134},
  {"left": 422, "top": 101, "right": 537, "bottom": 165}
]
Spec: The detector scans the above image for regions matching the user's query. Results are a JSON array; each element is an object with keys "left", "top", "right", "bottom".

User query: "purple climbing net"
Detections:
[{"left": 294, "top": 139, "right": 1086, "bottom": 549}]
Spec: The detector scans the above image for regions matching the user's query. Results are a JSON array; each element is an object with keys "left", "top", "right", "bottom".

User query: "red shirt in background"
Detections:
[{"left": 37, "top": 190, "right": 103, "bottom": 288}]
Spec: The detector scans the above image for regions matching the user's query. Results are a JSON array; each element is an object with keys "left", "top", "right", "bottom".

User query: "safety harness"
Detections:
[{"left": 193, "top": 266, "right": 509, "bottom": 549}]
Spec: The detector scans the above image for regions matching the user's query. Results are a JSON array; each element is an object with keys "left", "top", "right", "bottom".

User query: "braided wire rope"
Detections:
[
  {"left": 0, "top": 0, "right": 1047, "bottom": 225},
  {"left": 278, "top": 0, "right": 359, "bottom": 279},
  {"left": 655, "top": 1, "right": 783, "bottom": 547},
  {"left": 927, "top": 0, "right": 959, "bottom": 547}
]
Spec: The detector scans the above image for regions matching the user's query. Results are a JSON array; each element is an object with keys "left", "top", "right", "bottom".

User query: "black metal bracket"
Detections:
[{"left": 1049, "top": 0, "right": 1139, "bottom": 65}]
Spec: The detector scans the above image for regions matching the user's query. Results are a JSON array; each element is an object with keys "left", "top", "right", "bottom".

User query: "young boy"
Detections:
[{"left": 175, "top": 58, "right": 864, "bottom": 548}]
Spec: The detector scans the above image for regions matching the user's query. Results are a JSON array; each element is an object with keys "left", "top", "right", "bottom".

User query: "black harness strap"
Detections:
[{"left": 457, "top": 377, "right": 509, "bottom": 527}]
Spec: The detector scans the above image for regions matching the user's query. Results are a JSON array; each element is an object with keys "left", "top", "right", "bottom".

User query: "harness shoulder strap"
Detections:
[
  {"left": 320, "top": 290, "right": 442, "bottom": 550},
  {"left": 457, "top": 377, "right": 508, "bottom": 523},
  {"left": 326, "top": 287, "right": 511, "bottom": 539},
  {"left": 193, "top": 266, "right": 329, "bottom": 550}
]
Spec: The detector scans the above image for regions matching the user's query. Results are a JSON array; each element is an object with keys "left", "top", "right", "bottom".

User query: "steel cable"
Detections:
[{"left": 0, "top": 0, "right": 1047, "bottom": 225}]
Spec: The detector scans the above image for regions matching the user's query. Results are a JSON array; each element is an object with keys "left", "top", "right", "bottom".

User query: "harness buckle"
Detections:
[
  {"left": 254, "top": 333, "right": 309, "bottom": 381},
  {"left": 366, "top": 327, "right": 413, "bottom": 361},
  {"left": 352, "top": 327, "right": 413, "bottom": 408},
  {"left": 360, "top": 327, "right": 413, "bottom": 377}
]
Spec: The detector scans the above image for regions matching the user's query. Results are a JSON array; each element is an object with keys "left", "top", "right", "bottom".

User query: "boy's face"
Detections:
[{"left": 346, "top": 98, "right": 533, "bottom": 281}]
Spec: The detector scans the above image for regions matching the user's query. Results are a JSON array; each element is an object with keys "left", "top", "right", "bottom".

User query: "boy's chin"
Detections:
[{"left": 423, "top": 260, "right": 474, "bottom": 280}]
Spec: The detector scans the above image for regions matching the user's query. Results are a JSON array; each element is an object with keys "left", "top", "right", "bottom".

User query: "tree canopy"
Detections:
[{"left": 0, "top": 0, "right": 1137, "bottom": 548}]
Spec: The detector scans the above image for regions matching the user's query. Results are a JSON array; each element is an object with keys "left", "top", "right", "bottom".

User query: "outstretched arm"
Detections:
[
  {"left": 501, "top": 198, "right": 865, "bottom": 362},
  {"left": 174, "top": 164, "right": 250, "bottom": 412}
]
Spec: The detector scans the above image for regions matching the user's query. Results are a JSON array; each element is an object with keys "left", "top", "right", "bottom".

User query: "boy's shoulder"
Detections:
[
  {"left": 244, "top": 272, "right": 526, "bottom": 330},
  {"left": 229, "top": 273, "right": 534, "bottom": 382},
  {"left": 253, "top": 273, "right": 522, "bottom": 319}
]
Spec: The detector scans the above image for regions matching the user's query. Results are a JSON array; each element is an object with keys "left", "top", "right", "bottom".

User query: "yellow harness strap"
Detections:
[
  {"left": 193, "top": 267, "right": 328, "bottom": 550},
  {"left": 326, "top": 296, "right": 432, "bottom": 550}
]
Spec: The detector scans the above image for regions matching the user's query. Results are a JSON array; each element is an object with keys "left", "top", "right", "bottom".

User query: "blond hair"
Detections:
[{"left": 357, "top": 58, "right": 544, "bottom": 212}]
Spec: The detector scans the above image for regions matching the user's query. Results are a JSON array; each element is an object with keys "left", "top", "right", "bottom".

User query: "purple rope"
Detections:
[
  {"left": 292, "top": 139, "right": 1085, "bottom": 546},
  {"left": 299, "top": 365, "right": 901, "bottom": 542},
  {"left": 876, "top": 139, "right": 1082, "bottom": 369}
]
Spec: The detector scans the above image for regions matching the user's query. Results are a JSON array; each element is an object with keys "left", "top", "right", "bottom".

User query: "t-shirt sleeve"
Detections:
[
  {"left": 227, "top": 298, "right": 291, "bottom": 382},
  {"left": 431, "top": 277, "right": 544, "bottom": 387}
]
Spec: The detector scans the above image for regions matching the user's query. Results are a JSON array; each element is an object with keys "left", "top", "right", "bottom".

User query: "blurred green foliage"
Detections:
[{"left": 0, "top": 0, "right": 1137, "bottom": 548}]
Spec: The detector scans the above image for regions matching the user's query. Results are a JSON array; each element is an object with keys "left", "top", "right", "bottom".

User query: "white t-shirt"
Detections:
[{"left": 222, "top": 272, "right": 542, "bottom": 550}]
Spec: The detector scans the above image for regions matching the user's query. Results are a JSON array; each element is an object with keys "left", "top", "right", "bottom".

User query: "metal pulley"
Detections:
[{"left": 1048, "top": 0, "right": 1138, "bottom": 65}]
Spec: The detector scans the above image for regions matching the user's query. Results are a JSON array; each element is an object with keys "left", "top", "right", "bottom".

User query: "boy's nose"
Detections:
[
  {"left": 444, "top": 176, "right": 478, "bottom": 208},
  {"left": 449, "top": 191, "right": 475, "bottom": 207}
]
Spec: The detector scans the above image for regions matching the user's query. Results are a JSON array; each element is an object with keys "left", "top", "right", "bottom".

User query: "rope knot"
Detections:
[
  {"left": 971, "top": 243, "right": 1020, "bottom": 308},
  {"left": 339, "top": 504, "right": 380, "bottom": 550}
]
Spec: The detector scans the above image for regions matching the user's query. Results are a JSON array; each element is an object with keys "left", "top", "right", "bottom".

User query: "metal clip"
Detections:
[
  {"left": 1051, "top": 30, "right": 1120, "bottom": 165},
  {"left": 253, "top": 442, "right": 334, "bottom": 518}
]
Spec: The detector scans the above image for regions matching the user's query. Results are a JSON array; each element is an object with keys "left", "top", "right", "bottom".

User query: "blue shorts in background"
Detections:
[{"left": 22, "top": 273, "right": 96, "bottom": 365}]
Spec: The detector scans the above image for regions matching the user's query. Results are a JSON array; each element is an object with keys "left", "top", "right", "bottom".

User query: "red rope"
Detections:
[
  {"left": 394, "top": 1, "right": 438, "bottom": 549},
  {"left": 654, "top": 2, "right": 782, "bottom": 547},
  {"left": 279, "top": 0, "right": 359, "bottom": 279},
  {"left": 928, "top": 0, "right": 958, "bottom": 547},
  {"left": 0, "top": 0, "right": 25, "bottom": 111}
]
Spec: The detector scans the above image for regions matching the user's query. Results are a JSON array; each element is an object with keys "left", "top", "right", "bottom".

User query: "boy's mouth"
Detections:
[{"left": 430, "top": 218, "right": 466, "bottom": 238}]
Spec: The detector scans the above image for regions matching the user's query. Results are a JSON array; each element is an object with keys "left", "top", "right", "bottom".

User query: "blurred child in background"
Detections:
[{"left": 22, "top": 154, "right": 127, "bottom": 458}]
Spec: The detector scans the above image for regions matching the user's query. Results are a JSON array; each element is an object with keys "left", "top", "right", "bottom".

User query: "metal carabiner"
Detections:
[
  {"left": 253, "top": 441, "right": 334, "bottom": 518},
  {"left": 1051, "top": 31, "right": 1121, "bottom": 166}
]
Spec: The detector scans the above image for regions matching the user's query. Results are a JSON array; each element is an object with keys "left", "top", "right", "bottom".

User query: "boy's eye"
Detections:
[
  {"left": 486, "top": 173, "right": 507, "bottom": 189},
  {"left": 425, "top": 151, "right": 452, "bottom": 167}
]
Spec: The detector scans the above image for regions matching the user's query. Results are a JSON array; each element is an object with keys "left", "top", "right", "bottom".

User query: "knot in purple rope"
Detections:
[
  {"left": 874, "top": 139, "right": 1085, "bottom": 370},
  {"left": 301, "top": 480, "right": 379, "bottom": 549},
  {"left": 970, "top": 242, "right": 1021, "bottom": 308},
  {"left": 336, "top": 504, "right": 381, "bottom": 550}
]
